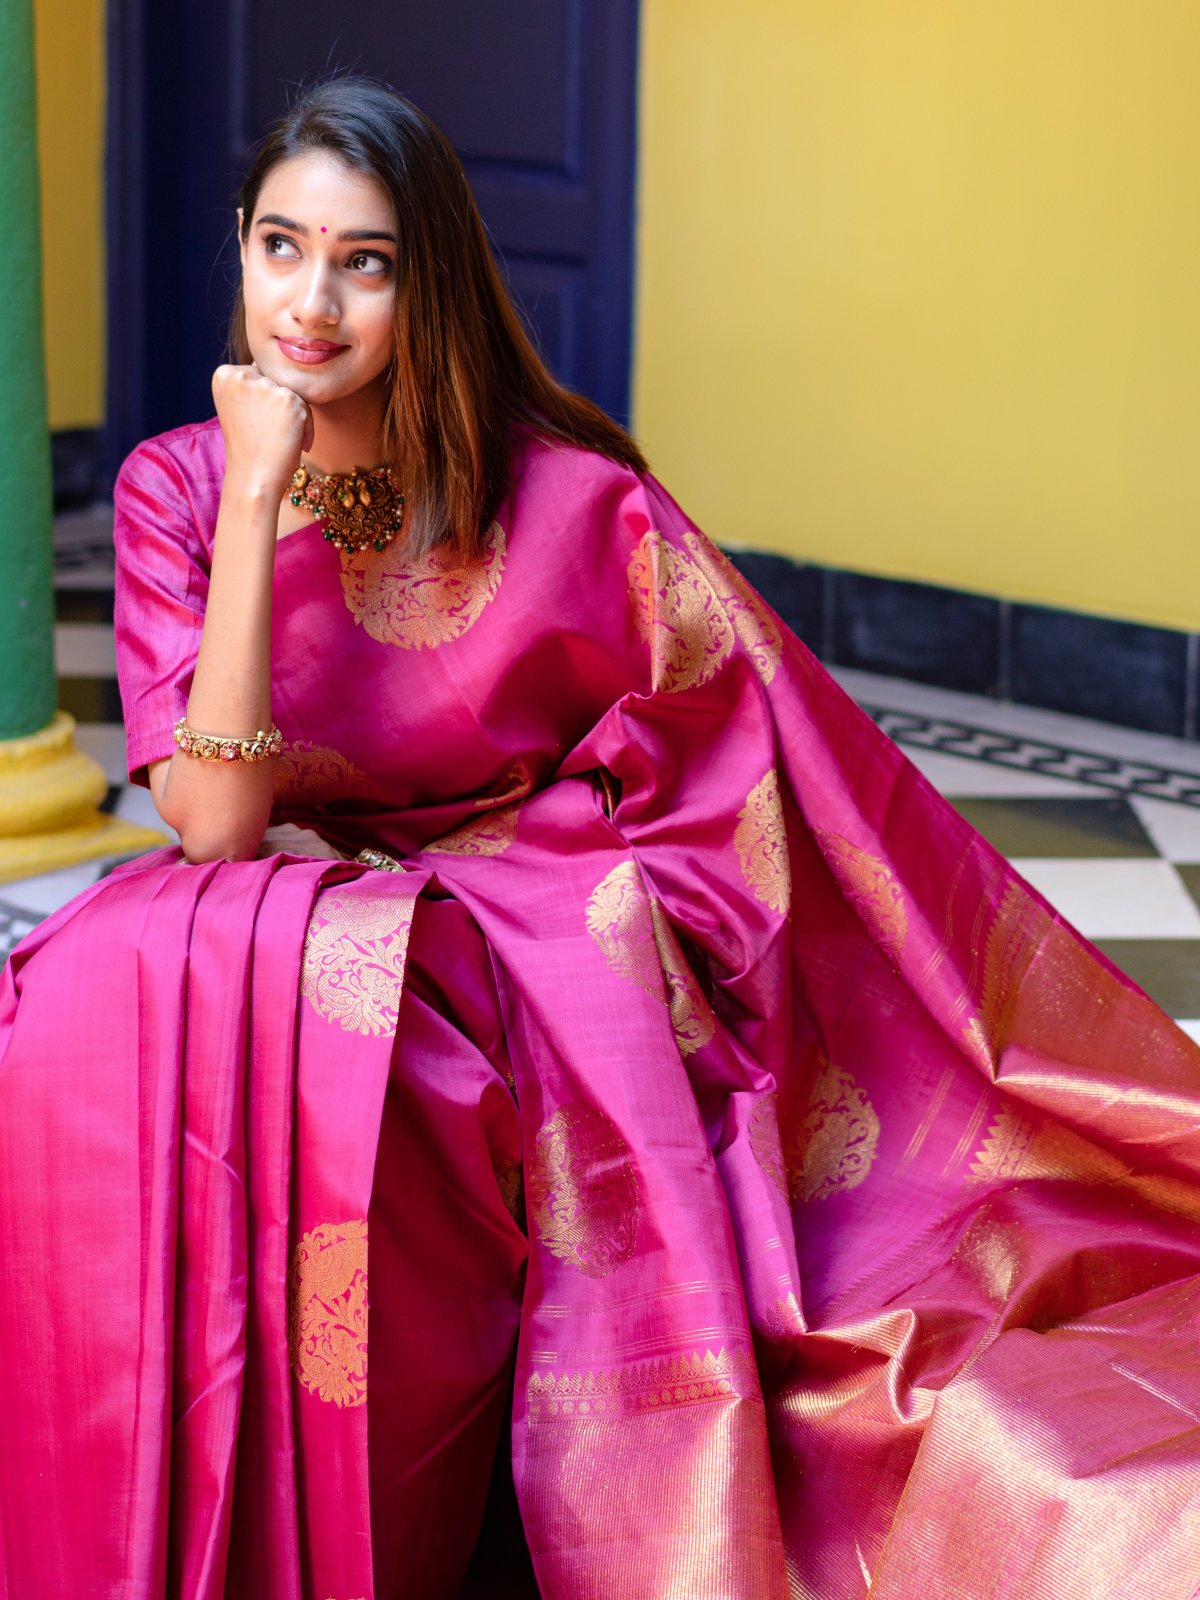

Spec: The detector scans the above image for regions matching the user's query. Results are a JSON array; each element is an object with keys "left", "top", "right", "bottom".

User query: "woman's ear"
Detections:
[{"left": 237, "top": 207, "right": 246, "bottom": 265}]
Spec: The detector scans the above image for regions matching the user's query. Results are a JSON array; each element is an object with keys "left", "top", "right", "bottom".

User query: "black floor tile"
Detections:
[
  {"left": 1094, "top": 939, "right": 1200, "bottom": 1019},
  {"left": 949, "top": 797, "right": 1159, "bottom": 859}
]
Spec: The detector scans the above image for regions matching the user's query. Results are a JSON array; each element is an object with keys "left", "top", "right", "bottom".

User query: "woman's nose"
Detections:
[{"left": 291, "top": 262, "right": 339, "bottom": 327}]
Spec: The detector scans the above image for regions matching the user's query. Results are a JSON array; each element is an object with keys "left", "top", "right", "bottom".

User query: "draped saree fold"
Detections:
[{"left": 0, "top": 416, "right": 1197, "bottom": 1599}]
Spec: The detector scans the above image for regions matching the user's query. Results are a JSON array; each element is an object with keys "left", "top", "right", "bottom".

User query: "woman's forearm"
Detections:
[{"left": 155, "top": 474, "right": 281, "bottom": 862}]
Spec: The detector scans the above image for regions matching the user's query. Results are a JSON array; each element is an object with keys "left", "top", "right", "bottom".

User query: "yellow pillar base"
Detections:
[{"left": 0, "top": 710, "right": 167, "bottom": 886}]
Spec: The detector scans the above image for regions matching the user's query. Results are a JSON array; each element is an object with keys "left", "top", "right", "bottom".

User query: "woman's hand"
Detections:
[{"left": 212, "top": 360, "right": 315, "bottom": 502}]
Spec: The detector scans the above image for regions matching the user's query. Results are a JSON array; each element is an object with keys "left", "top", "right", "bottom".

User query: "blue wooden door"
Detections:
[{"left": 105, "top": 1, "right": 641, "bottom": 476}]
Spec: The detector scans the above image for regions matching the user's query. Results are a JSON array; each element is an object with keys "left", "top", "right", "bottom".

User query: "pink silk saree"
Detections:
[{"left": 1, "top": 417, "right": 1198, "bottom": 1600}]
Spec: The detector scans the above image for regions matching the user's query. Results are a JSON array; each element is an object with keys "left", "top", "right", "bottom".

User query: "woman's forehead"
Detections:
[{"left": 254, "top": 151, "right": 394, "bottom": 227}]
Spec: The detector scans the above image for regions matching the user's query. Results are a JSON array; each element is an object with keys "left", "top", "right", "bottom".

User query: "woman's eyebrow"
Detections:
[{"left": 256, "top": 211, "right": 397, "bottom": 244}]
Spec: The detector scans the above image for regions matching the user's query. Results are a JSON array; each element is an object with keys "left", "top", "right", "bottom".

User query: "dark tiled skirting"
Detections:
[{"left": 724, "top": 551, "right": 1198, "bottom": 742}]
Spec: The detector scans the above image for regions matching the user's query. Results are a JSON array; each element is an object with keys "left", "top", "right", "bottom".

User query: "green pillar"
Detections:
[
  {"left": 0, "top": 0, "right": 164, "bottom": 881},
  {"left": 0, "top": 0, "right": 56, "bottom": 740}
]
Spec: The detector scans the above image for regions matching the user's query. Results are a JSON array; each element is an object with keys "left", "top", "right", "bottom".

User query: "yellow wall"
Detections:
[
  {"left": 33, "top": 0, "right": 106, "bottom": 430},
  {"left": 633, "top": 2, "right": 1200, "bottom": 632}
]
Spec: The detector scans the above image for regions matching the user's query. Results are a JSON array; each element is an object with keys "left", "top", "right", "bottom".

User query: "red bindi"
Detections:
[{"left": 320, "top": 226, "right": 327, "bottom": 233}]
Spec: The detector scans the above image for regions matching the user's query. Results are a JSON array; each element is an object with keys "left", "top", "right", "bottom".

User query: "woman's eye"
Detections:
[
  {"left": 264, "top": 232, "right": 298, "bottom": 258},
  {"left": 349, "top": 251, "right": 393, "bottom": 276}
]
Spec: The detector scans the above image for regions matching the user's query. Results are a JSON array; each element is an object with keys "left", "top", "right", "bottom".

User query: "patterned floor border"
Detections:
[{"left": 863, "top": 706, "right": 1200, "bottom": 809}]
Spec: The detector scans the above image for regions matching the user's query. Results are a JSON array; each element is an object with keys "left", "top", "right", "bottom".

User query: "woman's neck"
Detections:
[{"left": 303, "top": 378, "right": 389, "bottom": 474}]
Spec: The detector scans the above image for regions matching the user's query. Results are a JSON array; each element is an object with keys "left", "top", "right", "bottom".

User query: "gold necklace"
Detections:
[{"left": 289, "top": 460, "right": 406, "bottom": 555}]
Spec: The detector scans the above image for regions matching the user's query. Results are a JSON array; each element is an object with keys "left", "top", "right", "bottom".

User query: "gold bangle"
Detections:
[{"left": 172, "top": 717, "right": 283, "bottom": 764}]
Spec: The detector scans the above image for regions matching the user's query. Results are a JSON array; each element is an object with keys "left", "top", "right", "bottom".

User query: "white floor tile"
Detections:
[
  {"left": 1008, "top": 859, "right": 1200, "bottom": 940},
  {"left": 902, "top": 747, "right": 1096, "bottom": 799},
  {"left": 1129, "top": 796, "right": 1200, "bottom": 863}
]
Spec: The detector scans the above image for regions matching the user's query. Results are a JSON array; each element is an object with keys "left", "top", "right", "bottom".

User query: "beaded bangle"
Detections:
[{"left": 172, "top": 717, "right": 283, "bottom": 764}]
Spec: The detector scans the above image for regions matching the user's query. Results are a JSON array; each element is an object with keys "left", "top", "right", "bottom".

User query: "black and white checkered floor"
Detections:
[{"left": 4, "top": 513, "right": 1200, "bottom": 1043}]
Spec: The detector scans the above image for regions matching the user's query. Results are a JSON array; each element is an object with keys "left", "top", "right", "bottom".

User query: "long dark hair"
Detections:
[{"left": 228, "top": 73, "right": 647, "bottom": 559}]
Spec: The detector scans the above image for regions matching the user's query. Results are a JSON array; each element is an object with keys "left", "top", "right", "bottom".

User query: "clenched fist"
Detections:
[{"left": 212, "top": 361, "right": 315, "bottom": 502}]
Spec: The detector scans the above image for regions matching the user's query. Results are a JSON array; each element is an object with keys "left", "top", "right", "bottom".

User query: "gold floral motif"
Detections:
[
  {"left": 528, "top": 1102, "right": 640, "bottom": 1278},
  {"left": 735, "top": 770, "right": 791, "bottom": 914},
  {"left": 273, "top": 739, "right": 387, "bottom": 806},
  {"left": 472, "top": 765, "right": 533, "bottom": 810},
  {"left": 585, "top": 863, "right": 716, "bottom": 1055},
  {"left": 680, "top": 532, "right": 783, "bottom": 685},
  {"left": 526, "top": 1347, "right": 757, "bottom": 1419},
  {"left": 288, "top": 1219, "right": 368, "bottom": 1408},
  {"left": 493, "top": 1156, "right": 524, "bottom": 1223},
  {"left": 424, "top": 803, "right": 520, "bottom": 856},
  {"left": 300, "top": 886, "right": 415, "bottom": 1034},
  {"left": 627, "top": 530, "right": 734, "bottom": 693},
  {"left": 650, "top": 900, "right": 716, "bottom": 1057},
  {"left": 586, "top": 861, "right": 663, "bottom": 995},
  {"left": 339, "top": 521, "right": 506, "bottom": 649},
  {"left": 816, "top": 829, "right": 907, "bottom": 960},
  {"left": 747, "top": 1092, "right": 789, "bottom": 1199},
  {"left": 748, "top": 1065, "right": 881, "bottom": 1203},
  {"left": 797, "top": 1062, "right": 881, "bottom": 1201}
]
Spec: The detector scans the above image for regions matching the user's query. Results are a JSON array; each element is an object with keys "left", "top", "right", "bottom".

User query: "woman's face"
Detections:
[{"left": 238, "top": 150, "right": 398, "bottom": 405}]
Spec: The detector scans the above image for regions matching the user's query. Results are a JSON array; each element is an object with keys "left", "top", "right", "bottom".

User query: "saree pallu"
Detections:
[{"left": 0, "top": 417, "right": 1197, "bottom": 1599}]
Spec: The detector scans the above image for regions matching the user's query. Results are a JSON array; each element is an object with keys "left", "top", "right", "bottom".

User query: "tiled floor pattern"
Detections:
[{"left": 3, "top": 531, "right": 1200, "bottom": 1044}]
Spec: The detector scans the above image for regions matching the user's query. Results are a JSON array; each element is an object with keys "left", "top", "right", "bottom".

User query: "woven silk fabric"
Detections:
[{"left": 1, "top": 418, "right": 1198, "bottom": 1598}]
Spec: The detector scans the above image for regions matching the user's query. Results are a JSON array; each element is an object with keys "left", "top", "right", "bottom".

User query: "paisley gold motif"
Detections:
[
  {"left": 424, "top": 803, "right": 520, "bottom": 857},
  {"left": 585, "top": 863, "right": 716, "bottom": 1055},
  {"left": 273, "top": 738, "right": 388, "bottom": 805},
  {"left": 748, "top": 1065, "right": 880, "bottom": 1203},
  {"left": 816, "top": 829, "right": 908, "bottom": 960},
  {"left": 627, "top": 530, "right": 734, "bottom": 693},
  {"left": 339, "top": 521, "right": 506, "bottom": 649},
  {"left": 300, "top": 885, "right": 415, "bottom": 1034},
  {"left": 288, "top": 1219, "right": 368, "bottom": 1408},
  {"left": 681, "top": 532, "right": 783, "bottom": 685},
  {"left": 528, "top": 1102, "right": 640, "bottom": 1278},
  {"left": 734, "top": 770, "right": 791, "bottom": 914},
  {"left": 526, "top": 1346, "right": 757, "bottom": 1419}
]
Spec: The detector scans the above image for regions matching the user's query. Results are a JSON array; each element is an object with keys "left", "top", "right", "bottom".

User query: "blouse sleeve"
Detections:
[{"left": 112, "top": 438, "right": 212, "bottom": 787}]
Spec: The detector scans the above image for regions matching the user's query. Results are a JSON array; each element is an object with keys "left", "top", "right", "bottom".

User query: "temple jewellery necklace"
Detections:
[{"left": 288, "top": 458, "right": 406, "bottom": 554}]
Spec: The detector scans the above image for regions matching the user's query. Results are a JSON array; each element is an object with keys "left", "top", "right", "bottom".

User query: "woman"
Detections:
[{"left": 1, "top": 74, "right": 1198, "bottom": 1600}]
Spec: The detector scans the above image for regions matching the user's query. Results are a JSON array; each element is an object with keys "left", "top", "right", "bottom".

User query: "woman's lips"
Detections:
[{"left": 275, "top": 337, "right": 348, "bottom": 365}]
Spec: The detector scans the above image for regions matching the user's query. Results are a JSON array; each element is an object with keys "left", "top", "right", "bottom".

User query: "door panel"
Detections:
[{"left": 106, "top": 0, "right": 640, "bottom": 478}]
